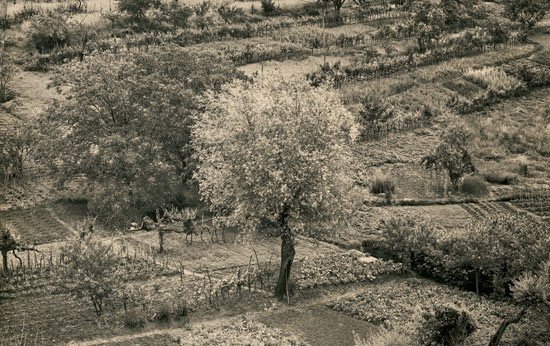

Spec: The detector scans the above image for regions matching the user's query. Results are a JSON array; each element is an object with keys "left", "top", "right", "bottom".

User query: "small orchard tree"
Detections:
[
  {"left": 489, "top": 259, "right": 550, "bottom": 346},
  {"left": 410, "top": 1, "right": 445, "bottom": 53},
  {"left": 504, "top": 0, "right": 547, "bottom": 38},
  {"left": 1, "top": 221, "right": 38, "bottom": 273},
  {"left": 421, "top": 124, "right": 475, "bottom": 191},
  {"left": 58, "top": 234, "right": 122, "bottom": 317},
  {"left": 193, "top": 74, "right": 358, "bottom": 300}
]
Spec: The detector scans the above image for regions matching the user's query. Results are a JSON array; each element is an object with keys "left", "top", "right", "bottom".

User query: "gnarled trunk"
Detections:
[
  {"left": 488, "top": 307, "right": 527, "bottom": 346},
  {"left": 275, "top": 206, "right": 295, "bottom": 301},
  {"left": 275, "top": 230, "right": 295, "bottom": 300}
]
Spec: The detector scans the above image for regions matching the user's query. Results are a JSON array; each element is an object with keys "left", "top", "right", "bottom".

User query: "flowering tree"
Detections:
[{"left": 193, "top": 75, "right": 358, "bottom": 300}]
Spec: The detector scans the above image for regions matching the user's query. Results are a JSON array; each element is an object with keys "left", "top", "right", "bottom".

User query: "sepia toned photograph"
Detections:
[{"left": 0, "top": 0, "right": 549, "bottom": 345}]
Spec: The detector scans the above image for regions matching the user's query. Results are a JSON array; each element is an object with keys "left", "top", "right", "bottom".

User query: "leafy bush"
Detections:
[
  {"left": 295, "top": 252, "right": 401, "bottom": 289},
  {"left": 152, "top": 302, "right": 172, "bottom": 322},
  {"left": 502, "top": 60, "right": 550, "bottom": 88},
  {"left": 174, "top": 300, "right": 189, "bottom": 319},
  {"left": 484, "top": 172, "right": 518, "bottom": 185},
  {"left": 124, "top": 310, "right": 146, "bottom": 329},
  {"left": 261, "top": 0, "right": 278, "bottom": 16},
  {"left": 379, "top": 215, "right": 550, "bottom": 296},
  {"left": 118, "top": 0, "right": 160, "bottom": 19},
  {"left": 370, "top": 172, "right": 396, "bottom": 197},
  {"left": 26, "top": 15, "right": 70, "bottom": 54},
  {"left": 418, "top": 305, "right": 477, "bottom": 346},
  {"left": 463, "top": 67, "right": 525, "bottom": 97},
  {"left": 459, "top": 175, "right": 488, "bottom": 196},
  {"left": 306, "top": 61, "right": 347, "bottom": 88}
]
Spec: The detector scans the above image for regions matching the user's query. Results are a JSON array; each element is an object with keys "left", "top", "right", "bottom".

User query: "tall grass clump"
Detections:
[
  {"left": 463, "top": 67, "right": 525, "bottom": 96},
  {"left": 370, "top": 172, "right": 396, "bottom": 195},
  {"left": 354, "top": 329, "right": 411, "bottom": 346}
]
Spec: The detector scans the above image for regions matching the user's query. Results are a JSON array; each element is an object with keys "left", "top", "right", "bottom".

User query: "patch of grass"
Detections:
[
  {"left": 483, "top": 172, "right": 518, "bottom": 185},
  {"left": 529, "top": 49, "right": 550, "bottom": 66},
  {"left": 442, "top": 79, "right": 483, "bottom": 97}
]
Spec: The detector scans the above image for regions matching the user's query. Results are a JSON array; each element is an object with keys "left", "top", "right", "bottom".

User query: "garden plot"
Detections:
[
  {"left": 121, "top": 230, "right": 341, "bottom": 272},
  {"left": 327, "top": 276, "right": 547, "bottom": 346},
  {"left": 0, "top": 207, "right": 74, "bottom": 244}
]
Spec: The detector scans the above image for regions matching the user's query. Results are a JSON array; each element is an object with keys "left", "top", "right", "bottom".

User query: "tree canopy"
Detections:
[
  {"left": 192, "top": 74, "right": 358, "bottom": 298},
  {"left": 38, "top": 47, "right": 244, "bottom": 227}
]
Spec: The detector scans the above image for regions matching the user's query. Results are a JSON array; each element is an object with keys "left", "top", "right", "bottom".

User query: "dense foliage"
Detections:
[
  {"left": 373, "top": 214, "right": 550, "bottom": 296},
  {"left": 295, "top": 252, "right": 401, "bottom": 289},
  {"left": 193, "top": 74, "right": 358, "bottom": 298},
  {"left": 421, "top": 124, "right": 475, "bottom": 190},
  {"left": 37, "top": 48, "right": 244, "bottom": 227}
]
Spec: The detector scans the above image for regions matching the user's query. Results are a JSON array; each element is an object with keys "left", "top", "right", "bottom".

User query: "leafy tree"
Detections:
[
  {"left": 504, "top": 0, "right": 547, "bottom": 37},
  {"left": 0, "top": 221, "right": 38, "bottom": 272},
  {"left": 319, "top": 0, "right": 346, "bottom": 24},
  {"left": 193, "top": 74, "right": 358, "bottom": 300},
  {"left": 489, "top": 259, "right": 550, "bottom": 346},
  {"left": 26, "top": 14, "right": 69, "bottom": 54},
  {"left": 58, "top": 234, "right": 122, "bottom": 317},
  {"left": 410, "top": 1, "right": 445, "bottom": 52},
  {"left": 37, "top": 48, "right": 244, "bottom": 227},
  {"left": 421, "top": 124, "right": 475, "bottom": 191}
]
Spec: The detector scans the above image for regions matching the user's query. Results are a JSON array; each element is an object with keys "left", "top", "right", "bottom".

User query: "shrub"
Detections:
[
  {"left": 354, "top": 329, "right": 412, "bottom": 346},
  {"left": 152, "top": 302, "right": 172, "bottom": 322},
  {"left": 459, "top": 175, "right": 488, "bottom": 196},
  {"left": 418, "top": 305, "right": 476, "bottom": 346},
  {"left": 463, "top": 67, "right": 525, "bottom": 97},
  {"left": 306, "top": 61, "right": 347, "bottom": 88},
  {"left": 124, "top": 310, "right": 146, "bottom": 329},
  {"left": 174, "top": 300, "right": 189, "bottom": 319},
  {"left": 484, "top": 172, "right": 518, "bottom": 185},
  {"left": 118, "top": 0, "right": 160, "bottom": 19},
  {"left": 261, "top": 0, "right": 278, "bottom": 16},
  {"left": 370, "top": 173, "right": 396, "bottom": 195},
  {"left": 26, "top": 15, "right": 70, "bottom": 54}
]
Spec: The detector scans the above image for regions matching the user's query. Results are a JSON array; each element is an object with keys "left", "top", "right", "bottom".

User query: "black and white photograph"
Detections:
[{"left": 0, "top": 0, "right": 549, "bottom": 344}]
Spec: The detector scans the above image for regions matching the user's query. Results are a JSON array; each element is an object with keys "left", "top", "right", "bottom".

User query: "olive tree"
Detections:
[{"left": 193, "top": 74, "right": 358, "bottom": 300}]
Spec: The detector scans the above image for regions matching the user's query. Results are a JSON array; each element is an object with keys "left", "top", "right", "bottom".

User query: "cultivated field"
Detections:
[{"left": 1, "top": 0, "right": 549, "bottom": 345}]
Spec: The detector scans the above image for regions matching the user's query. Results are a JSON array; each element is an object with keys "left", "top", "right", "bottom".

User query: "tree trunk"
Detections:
[
  {"left": 158, "top": 229, "right": 164, "bottom": 254},
  {"left": 475, "top": 269, "right": 480, "bottom": 296},
  {"left": 488, "top": 307, "right": 527, "bottom": 346},
  {"left": 2, "top": 250, "right": 8, "bottom": 272},
  {"left": 275, "top": 230, "right": 295, "bottom": 300}
]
